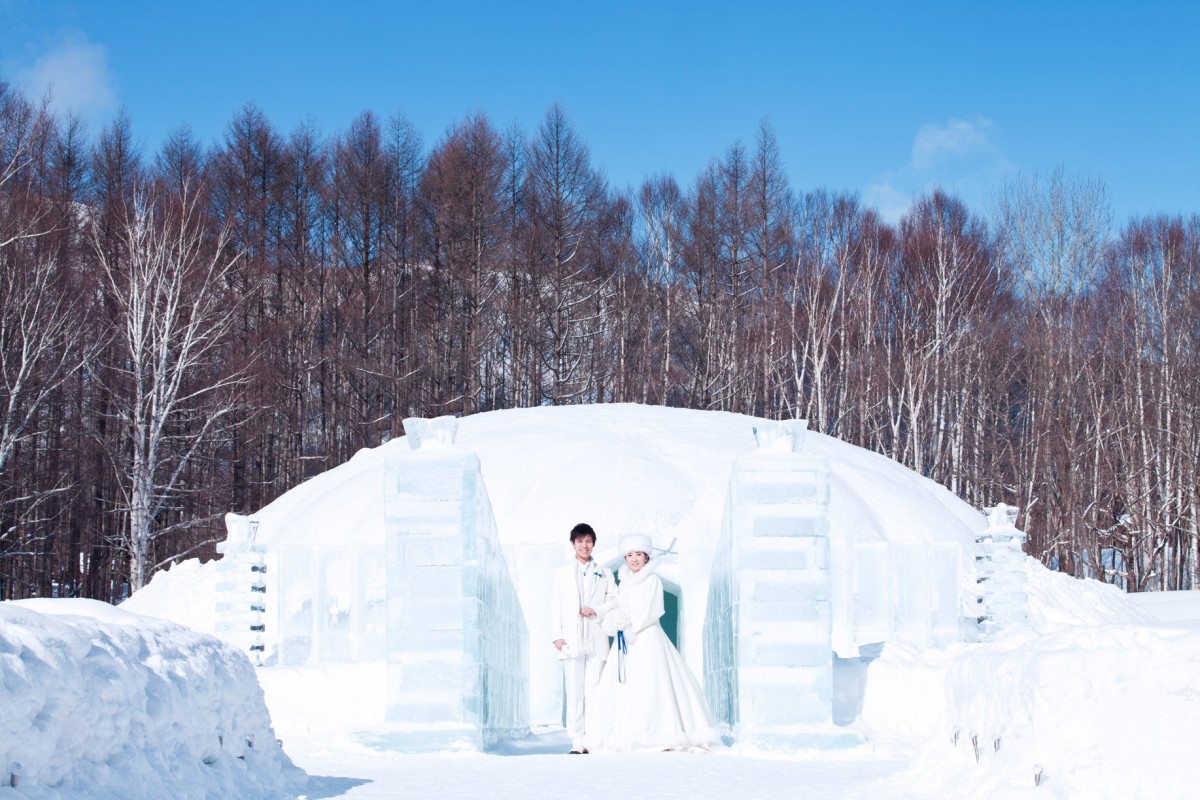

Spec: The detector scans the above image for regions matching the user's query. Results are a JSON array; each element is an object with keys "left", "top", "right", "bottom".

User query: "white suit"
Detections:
[{"left": 550, "top": 556, "right": 616, "bottom": 750}]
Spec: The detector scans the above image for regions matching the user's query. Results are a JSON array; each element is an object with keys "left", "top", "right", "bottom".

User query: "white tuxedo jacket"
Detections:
[{"left": 550, "top": 557, "right": 616, "bottom": 659}]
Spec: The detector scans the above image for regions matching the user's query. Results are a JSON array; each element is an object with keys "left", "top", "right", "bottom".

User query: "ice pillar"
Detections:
[
  {"left": 704, "top": 420, "right": 860, "bottom": 750},
  {"left": 371, "top": 416, "right": 529, "bottom": 751},
  {"left": 975, "top": 503, "right": 1029, "bottom": 639},
  {"left": 215, "top": 514, "right": 267, "bottom": 665}
]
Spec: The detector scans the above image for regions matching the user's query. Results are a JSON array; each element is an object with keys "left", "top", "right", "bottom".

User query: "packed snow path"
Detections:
[{"left": 285, "top": 729, "right": 918, "bottom": 800}]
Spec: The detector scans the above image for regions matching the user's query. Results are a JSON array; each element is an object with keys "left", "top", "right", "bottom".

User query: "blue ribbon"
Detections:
[{"left": 616, "top": 630, "right": 627, "bottom": 684}]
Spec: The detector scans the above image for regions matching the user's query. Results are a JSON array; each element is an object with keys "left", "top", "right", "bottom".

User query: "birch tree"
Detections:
[
  {"left": 0, "top": 85, "right": 82, "bottom": 475},
  {"left": 1106, "top": 216, "right": 1200, "bottom": 589},
  {"left": 993, "top": 169, "right": 1110, "bottom": 568},
  {"left": 891, "top": 191, "right": 996, "bottom": 481},
  {"left": 93, "top": 181, "right": 249, "bottom": 591},
  {"left": 0, "top": 84, "right": 101, "bottom": 591}
]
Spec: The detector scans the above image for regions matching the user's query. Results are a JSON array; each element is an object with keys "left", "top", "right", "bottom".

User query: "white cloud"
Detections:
[
  {"left": 14, "top": 34, "right": 116, "bottom": 122},
  {"left": 863, "top": 179, "right": 914, "bottom": 224},
  {"left": 911, "top": 116, "right": 997, "bottom": 169},
  {"left": 865, "top": 116, "right": 1017, "bottom": 224}
]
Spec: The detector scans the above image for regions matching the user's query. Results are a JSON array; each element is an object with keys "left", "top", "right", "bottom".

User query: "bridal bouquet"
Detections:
[{"left": 601, "top": 609, "right": 631, "bottom": 637}]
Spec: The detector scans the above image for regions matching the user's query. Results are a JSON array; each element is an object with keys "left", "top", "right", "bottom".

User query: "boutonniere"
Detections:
[{"left": 591, "top": 570, "right": 604, "bottom": 578}]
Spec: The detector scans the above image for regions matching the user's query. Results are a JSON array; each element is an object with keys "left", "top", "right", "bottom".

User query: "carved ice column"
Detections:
[
  {"left": 705, "top": 420, "right": 860, "bottom": 751},
  {"left": 975, "top": 503, "right": 1029, "bottom": 639},
  {"left": 370, "top": 415, "right": 529, "bottom": 751},
  {"left": 215, "top": 514, "right": 267, "bottom": 665}
]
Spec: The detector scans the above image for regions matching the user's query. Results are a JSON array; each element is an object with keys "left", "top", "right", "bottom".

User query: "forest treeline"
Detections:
[{"left": 1, "top": 81, "right": 1197, "bottom": 601}]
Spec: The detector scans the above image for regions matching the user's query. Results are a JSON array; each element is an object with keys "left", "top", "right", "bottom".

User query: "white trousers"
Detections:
[{"left": 563, "top": 654, "right": 605, "bottom": 749}]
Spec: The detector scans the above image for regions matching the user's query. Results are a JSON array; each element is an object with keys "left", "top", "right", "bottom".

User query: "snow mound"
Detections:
[
  {"left": 121, "top": 557, "right": 216, "bottom": 637},
  {"left": 1021, "top": 558, "right": 1154, "bottom": 628},
  {"left": 888, "top": 622, "right": 1200, "bottom": 799},
  {"left": 0, "top": 600, "right": 304, "bottom": 799},
  {"left": 858, "top": 570, "right": 1195, "bottom": 799}
]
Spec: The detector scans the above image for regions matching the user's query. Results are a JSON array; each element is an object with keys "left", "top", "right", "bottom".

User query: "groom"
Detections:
[{"left": 550, "top": 522, "right": 616, "bottom": 754}]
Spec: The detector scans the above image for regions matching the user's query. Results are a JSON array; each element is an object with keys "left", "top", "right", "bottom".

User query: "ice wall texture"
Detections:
[
  {"left": 276, "top": 543, "right": 387, "bottom": 664},
  {"left": 375, "top": 419, "right": 529, "bottom": 751},
  {"left": 829, "top": 540, "right": 963, "bottom": 654},
  {"left": 0, "top": 600, "right": 303, "bottom": 798},
  {"left": 705, "top": 420, "right": 861, "bottom": 750}
]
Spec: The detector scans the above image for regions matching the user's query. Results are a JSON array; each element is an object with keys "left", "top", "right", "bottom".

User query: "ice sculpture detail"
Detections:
[
  {"left": 402, "top": 415, "right": 460, "bottom": 450},
  {"left": 215, "top": 514, "right": 267, "bottom": 664},
  {"left": 275, "top": 542, "right": 387, "bottom": 664},
  {"left": 975, "top": 503, "right": 1029, "bottom": 638}
]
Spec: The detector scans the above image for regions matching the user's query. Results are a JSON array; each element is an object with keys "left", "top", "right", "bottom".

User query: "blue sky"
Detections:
[{"left": 1, "top": 0, "right": 1196, "bottom": 225}]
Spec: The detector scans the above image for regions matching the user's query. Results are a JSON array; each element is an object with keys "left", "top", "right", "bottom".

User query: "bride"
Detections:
[{"left": 585, "top": 533, "right": 718, "bottom": 752}]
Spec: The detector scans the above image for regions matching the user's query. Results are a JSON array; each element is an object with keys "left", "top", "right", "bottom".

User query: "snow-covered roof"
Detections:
[{"left": 246, "top": 404, "right": 984, "bottom": 554}]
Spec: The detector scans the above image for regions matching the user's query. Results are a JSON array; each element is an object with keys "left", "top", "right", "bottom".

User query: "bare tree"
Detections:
[
  {"left": 746, "top": 122, "right": 794, "bottom": 417},
  {"left": 635, "top": 174, "right": 685, "bottom": 403},
  {"left": 1105, "top": 216, "right": 1200, "bottom": 590},
  {"left": 891, "top": 191, "right": 998, "bottom": 482},
  {"left": 525, "top": 103, "right": 608, "bottom": 403},
  {"left": 0, "top": 83, "right": 102, "bottom": 597},
  {"left": 92, "top": 180, "right": 249, "bottom": 591},
  {"left": 993, "top": 169, "right": 1111, "bottom": 568},
  {"left": 0, "top": 250, "right": 92, "bottom": 475},
  {"left": 421, "top": 112, "right": 507, "bottom": 415},
  {"left": 0, "top": 84, "right": 85, "bottom": 475},
  {"left": 788, "top": 190, "right": 857, "bottom": 432}
]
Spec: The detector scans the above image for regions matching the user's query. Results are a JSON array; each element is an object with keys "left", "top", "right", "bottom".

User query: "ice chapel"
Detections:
[{"left": 207, "top": 404, "right": 1007, "bottom": 751}]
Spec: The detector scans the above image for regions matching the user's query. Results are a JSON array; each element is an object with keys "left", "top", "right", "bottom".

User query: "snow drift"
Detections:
[{"left": 0, "top": 599, "right": 303, "bottom": 799}]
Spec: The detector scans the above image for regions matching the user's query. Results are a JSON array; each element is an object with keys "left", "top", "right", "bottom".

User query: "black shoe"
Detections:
[{"left": 568, "top": 749, "right": 583, "bottom": 754}]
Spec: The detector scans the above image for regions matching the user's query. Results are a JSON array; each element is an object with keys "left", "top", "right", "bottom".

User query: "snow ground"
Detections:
[
  {"left": 6, "top": 589, "right": 1197, "bottom": 800},
  {"left": 264, "top": 569, "right": 1200, "bottom": 800},
  {"left": 284, "top": 729, "right": 917, "bottom": 800}
]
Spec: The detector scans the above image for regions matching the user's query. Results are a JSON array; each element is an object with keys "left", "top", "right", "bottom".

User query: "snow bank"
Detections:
[
  {"left": 858, "top": 559, "right": 1154, "bottom": 744},
  {"left": 0, "top": 599, "right": 304, "bottom": 799},
  {"left": 122, "top": 557, "right": 216, "bottom": 634},
  {"left": 887, "top": 622, "right": 1200, "bottom": 800},
  {"left": 1128, "top": 589, "right": 1200, "bottom": 626},
  {"left": 858, "top": 564, "right": 1197, "bottom": 799}
]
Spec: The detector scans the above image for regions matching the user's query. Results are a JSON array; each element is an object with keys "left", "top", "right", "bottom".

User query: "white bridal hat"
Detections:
[{"left": 619, "top": 533, "right": 653, "bottom": 556}]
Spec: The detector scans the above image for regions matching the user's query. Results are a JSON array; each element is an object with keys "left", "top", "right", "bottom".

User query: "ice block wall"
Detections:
[
  {"left": 376, "top": 416, "right": 529, "bottom": 751},
  {"left": 276, "top": 543, "right": 387, "bottom": 664},
  {"left": 704, "top": 420, "right": 859, "bottom": 750},
  {"left": 829, "top": 540, "right": 963, "bottom": 656}
]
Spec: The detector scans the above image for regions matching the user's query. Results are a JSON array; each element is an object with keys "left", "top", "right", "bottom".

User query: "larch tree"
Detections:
[
  {"left": 635, "top": 173, "right": 685, "bottom": 404},
  {"left": 525, "top": 103, "right": 607, "bottom": 404},
  {"left": 420, "top": 112, "right": 506, "bottom": 416}
]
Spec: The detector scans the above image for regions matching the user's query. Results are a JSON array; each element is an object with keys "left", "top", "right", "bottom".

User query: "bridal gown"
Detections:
[{"left": 585, "top": 562, "right": 718, "bottom": 752}]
